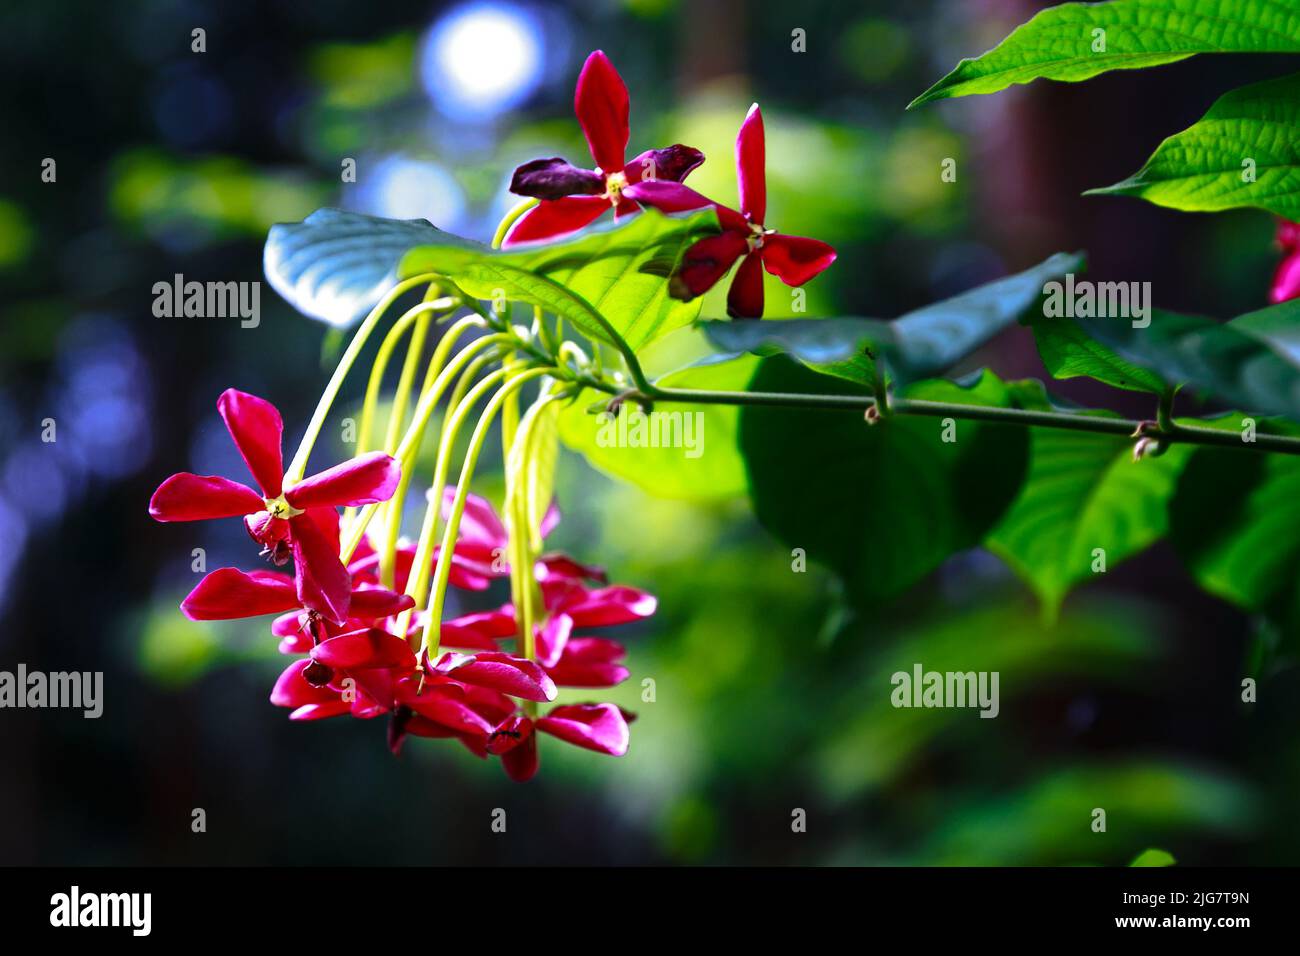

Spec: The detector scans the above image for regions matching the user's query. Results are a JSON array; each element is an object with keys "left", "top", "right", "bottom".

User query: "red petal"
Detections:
[
  {"left": 727, "top": 251, "right": 765, "bottom": 319},
  {"left": 290, "top": 512, "right": 352, "bottom": 624},
  {"left": 735, "top": 103, "right": 766, "bottom": 222},
  {"left": 429, "top": 651, "right": 557, "bottom": 702},
  {"left": 312, "top": 627, "right": 417, "bottom": 670},
  {"left": 669, "top": 231, "right": 749, "bottom": 302},
  {"left": 546, "top": 637, "right": 629, "bottom": 688},
  {"left": 1270, "top": 249, "right": 1300, "bottom": 304},
  {"left": 557, "top": 585, "right": 657, "bottom": 628},
  {"left": 286, "top": 452, "right": 400, "bottom": 510},
  {"left": 441, "top": 487, "right": 508, "bottom": 548},
  {"left": 574, "top": 50, "right": 628, "bottom": 173},
  {"left": 217, "top": 389, "right": 284, "bottom": 498},
  {"left": 397, "top": 682, "right": 495, "bottom": 737},
  {"left": 271, "top": 658, "right": 338, "bottom": 708},
  {"left": 440, "top": 607, "right": 517, "bottom": 650},
  {"left": 536, "top": 553, "right": 607, "bottom": 585},
  {"left": 502, "top": 196, "right": 610, "bottom": 246},
  {"left": 487, "top": 714, "right": 534, "bottom": 755},
  {"left": 535, "top": 612, "right": 573, "bottom": 668},
  {"left": 181, "top": 567, "right": 298, "bottom": 621},
  {"left": 501, "top": 731, "right": 539, "bottom": 781},
  {"left": 149, "top": 473, "right": 263, "bottom": 522},
  {"left": 537, "top": 702, "right": 629, "bottom": 756},
  {"left": 348, "top": 586, "right": 416, "bottom": 622},
  {"left": 760, "top": 234, "right": 837, "bottom": 287},
  {"left": 621, "top": 180, "right": 715, "bottom": 216}
]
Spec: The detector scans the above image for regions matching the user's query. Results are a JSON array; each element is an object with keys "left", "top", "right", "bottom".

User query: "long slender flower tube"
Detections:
[
  {"left": 149, "top": 390, "right": 400, "bottom": 623},
  {"left": 502, "top": 50, "right": 707, "bottom": 245},
  {"left": 1270, "top": 219, "right": 1300, "bottom": 304},
  {"left": 653, "top": 104, "right": 837, "bottom": 318}
]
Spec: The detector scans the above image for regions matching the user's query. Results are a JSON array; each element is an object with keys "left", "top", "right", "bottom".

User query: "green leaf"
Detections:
[
  {"left": 1028, "top": 309, "right": 1167, "bottom": 394},
  {"left": 264, "top": 208, "right": 481, "bottom": 327},
  {"left": 1088, "top": 71, "right": 1300, "bottom": 218},
  {"left": 557, "top": 355, "right": 758, "bottom": 502},
  {"left": 987, "top": 381, "right": 1192, "bottom": 616},
  {"left": 702, "top": 252, "right": 1083, "bottom": 385},
  {"left": 1130, "top": 848, "right": 1177, "bottom": 867},
  {"left": 910, "top": 0, "right": 1300, "bottom": 107},
  {"left": 401, "top": 209, "right": 719, "bottom": 351},
  {"left": 739, "top": 359, "right": 1029, "bottom": 602}
]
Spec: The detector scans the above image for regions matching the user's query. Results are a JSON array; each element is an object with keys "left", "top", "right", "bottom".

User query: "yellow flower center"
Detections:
[
  {"left": 604, "top": 171, "right": 628, "bottom": 206},
  {"left": 264, "top": 495, "right": 304, "bottom": 520}
]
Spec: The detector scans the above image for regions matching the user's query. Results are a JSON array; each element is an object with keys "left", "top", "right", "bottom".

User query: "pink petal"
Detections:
[
  {"left": 312, "top": 627, "right": 417, "bottom": 671},
  {"left": 546, "top": 637, "right": 629, "bottom": 688},
  {"left": 536, "top": 553, "right": 607, "bottom": 585},
  {"left": 735, "top": 103, "right": 766, "bottom": 223},
  {"left": 537, "top": 702, "right": 630, "bottom": 756},
  {"left": 149, "top": 473, "right": 263, "bottom": 522},
  {"left": 288, "top": 701, "right": 352, "bottom": 721},
  {"left": 621, "top": 180, "right": 716, "bottom": 216},
  {"left": 441, "top": 487, "right": 508, "bottom": 548},
  {"left": 501, "top": 730, "right": 539, "bottom": 781},
  {"left": 429, "top": 651, "right": 557, "bottom": 702},
  {"left": 348, "top": 586, "right": 416, "bottom": 622},
  {"left": 217, "top": 389, "right": 284, "bottom": 498},
  {"left": 440, "top": 607, "right": 517, "bottom": 650},
  {"left": 574, "top": 50, "right": 629, "bottom": 174},
  {"left": 271, "top": 658, "right": 338, "bottom": 708},
  {"left": 727, "top": 251, "right": 765, "bottom": 319},
  {"left": 487, "top": 714, "right": 534, "bottom": 756},
  {"left": 760, "top": 234, "right": 837, "bottom": 287},
  {"left": 290, "top": 512, "right": 353, "bottom": 624},
  {"left": 557, "top": 585, "right": 657, "bottom": 628},
  {"left": 1270, "top": 249, "right": 1300, "bottom": 304},
  {"left": 181, "top": 567, "right": 298, "bottom": 621},
  {"left": 502, "top": 196, "right": 610, "bottom": 246},
  {"left": 397, "top": 682, "right": 495, "bottom": 737},
  {"left": 1278, "top": 219, "right": 1300, "bottom": 251},
  {"left": 668, "top": 231, "right": 749, "bottom": 302},
  {"left": 286, "top": 452, "right": 400, "bottom": 510},
  {"left": 535, "top": 612, "right": 573, "bottom": 669}
]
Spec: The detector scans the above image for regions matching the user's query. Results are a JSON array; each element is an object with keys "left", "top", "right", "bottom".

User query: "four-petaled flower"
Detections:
[
  {"left": 503, "top": 50, "right": 706, "bottom": 246},
  {"left": 149, "top": 389, "right": 400, "bottom": 624}
]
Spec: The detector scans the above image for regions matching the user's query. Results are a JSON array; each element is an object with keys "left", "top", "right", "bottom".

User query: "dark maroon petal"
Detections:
[
  {"left": 727, "top": 251, "right": 765, "bottom": 319},
  {"left": 348, "top": 586, "right": 416, "bottom": 622},
  {"left": 537, "top": 702, "right": 630, "bottom": 756},
  {"left": 501, "top": 730, "right": 539, "bottom": 781},
  {"left": 312, "top": 627, "right": 417, "bottom": 671},
  {"left": 625, "top": 145, "right": 705, "bottom": 184},
  {"left": 574, "top": 49, "right": 628, "bottom": 173},
  {"left": 429, "top": 651, "right": 558, "bottom": 702},
  {"left": 290, "top": 512, "right": 352, "bottom": 624},
  {"left": 181, "top": 567, "right": 298, "bottom": 621},
  {"left": 760, "top": 233, "right": 837, "bottom": 287},
  {"left": 1270, "top": 249, "right": 1300, "bottom": 304},
  {"left": 487, "top": 714, "right": 534, "bottom": 755},
  {"left": 217, "top": 388, "right": 284, "bottom": 498},
  {"left": 735, "top": 103, "right": 766, "bottom": 223},
  {"left": 621, "top": 180, "right": 715, "bottom": 216},
  {"left": 149, "top": 473, "right": 263, "bottom": 522},
  {"left": 557, "top": 585, "right": 657, "bottom": 628},
  {"left": 510, "top": 157, "right": 605, "bottom": 200},
  {"left": 668, "top": 231, "right": 749, "bottom": 302},
  {"left": 502, "top": 196, "right": 610, "bottom": 246},
  {"left": 285, "top": 452, "right": 400, "bottom": 510}
]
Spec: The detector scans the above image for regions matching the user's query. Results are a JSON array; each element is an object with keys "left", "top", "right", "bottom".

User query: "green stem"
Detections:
[{"left": 492, "top": 199, "right": 538, "bottom": 249}]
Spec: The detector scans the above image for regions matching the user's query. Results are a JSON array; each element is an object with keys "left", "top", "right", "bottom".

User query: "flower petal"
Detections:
[
  {"left": 397, "top": 682, "right": 495, "bottom": 737},
  {"left": 760, "top": 234, "right": 837, "bottom": 287},
  {"left": 535, "top": 612, "right": 573, "bottom": 669},
  {"left": 271, "top": 658, "right": 338, "bottom": 708},
  {"left": 625, "top": 145, "right": 705, "bottom": 184},
  {"left": 181, "top": 567, "right": 298, "bottom": 621},
  {"left": 486, "top": 714, "right": 534, "bottom": 755},
  {"left": 441, "top": 487, "right": 508, "bottom": 548},
  {"left": 735, "top": 104, "right": 766, "bottom": 222},
  {"left": 429, "top": 651, "right": 557, "bottom": 702},
  {"left": 536, "top": 553, "right": 607, "bottom": 586},
  {"left": 286, "top": 452, "right": 400, "bottom": 510},
  {"left": 500, "top": 729, "right": 539, "bottom": 781},
  {"left": 545, "top": 637, "right": 629, "bottom": 688},
  {"left": 149, "top": 473, "right": 263, "bottom": 522},
  {"left": 537, "top": 702, "right": 630, "bottom": 756},
  {"left": 440, "top": 607, "right": 517, "bottom": 650},
  {"left": 668, "top": 231, "right": 749, "bottom": 301},
  {"left": 621, "top": 180, "right": 715, "bottom": 216},
  {"left": 574, "top": 50, "right": 628, "bottom": 173},
  {"left": 727, "top": 251, "right": 765, "bottom": 319},
  {"left": 510, "top": 157, "right": 605, "bottom": 199},
  {"left": 217, "top": 389, "right": 284, "bottom": 498},
  {"left": 348, "top": 586, "right": 416, "bottom": 622},
  {"left": 557, "top": 585, "right": 657, "bottom": 628},
  {"left": 289, "top": 512, "right": 353, "bottom": 624},
  {"left": 502, "top": 196, "right": 610, "bottom": 246},
  {"left": 312, "top": 627, "right": 417, "bottom": 671},
  {"left": 1270, "top": 249, "right": 1300, "bottom": 304}
]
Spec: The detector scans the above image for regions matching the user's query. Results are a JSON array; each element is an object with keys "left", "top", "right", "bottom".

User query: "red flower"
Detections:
[
  {"left": 1270, "top": 219, "right": 1300, "bottom": 304},
  {"left": 489, "top": 704, "right": 634, "bottom": 782},
  {"left": 149, "top": 389, "right": 400, "bottom": 623},
  {"left": 502, "top": 50, "right": 708, "bottom": 246},
  {"left": 661, "top": 104, "right": 836, "bottom": 318}
]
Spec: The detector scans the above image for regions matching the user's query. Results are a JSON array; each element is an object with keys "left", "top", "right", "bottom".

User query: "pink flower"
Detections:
[
  {"left": 661, "top": 104, "right": 836, "bottom": 318},
  {"left": 503, "top": 50, "right": 708, "bottom": 245},
  {"left": 149, "top": 389, "right": 400, "bottom": 623},
  {"left": 1270, "top": 219, "right": 1300, "bottom": 304},
  {"left": 489, "top": 704, "right": 634, "bottom": 782}
]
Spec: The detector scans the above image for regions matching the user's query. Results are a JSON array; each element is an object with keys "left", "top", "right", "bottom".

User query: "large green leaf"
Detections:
[
  {"left": 1028, "top": 309, "right": 1168, "bottom": 394},
  {"left": 1089, "top": 71, "right": 1300, "bottom": 218},
  {"left": 401, "top": 209, "right": 718, "bottom": 351},
  {"left": 988, "top": 382, "right": 1192, "bottom": 616},
  {"left": 702, "top": 252, "right": 1083, "bottom": 385},
  {"left": 910, "top": 0, "right": 1300, "bottom": 107},
  {"left": 739, "top": 359, "right": 1030, "bottom": 602},
  {"left": 557, "top": 355, "right": 758, "bottom": 502}
]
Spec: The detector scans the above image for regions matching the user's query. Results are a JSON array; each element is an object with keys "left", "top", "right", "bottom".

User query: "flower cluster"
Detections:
[
  {"left": 505, "top": 50, "right": 836, "bottom": 318},
  {"left": 1271, "top": 219, "right": 1300, "bottom": 304},
  {"left": 151, "top": 390, "right": 653, "bottom": 781}
]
